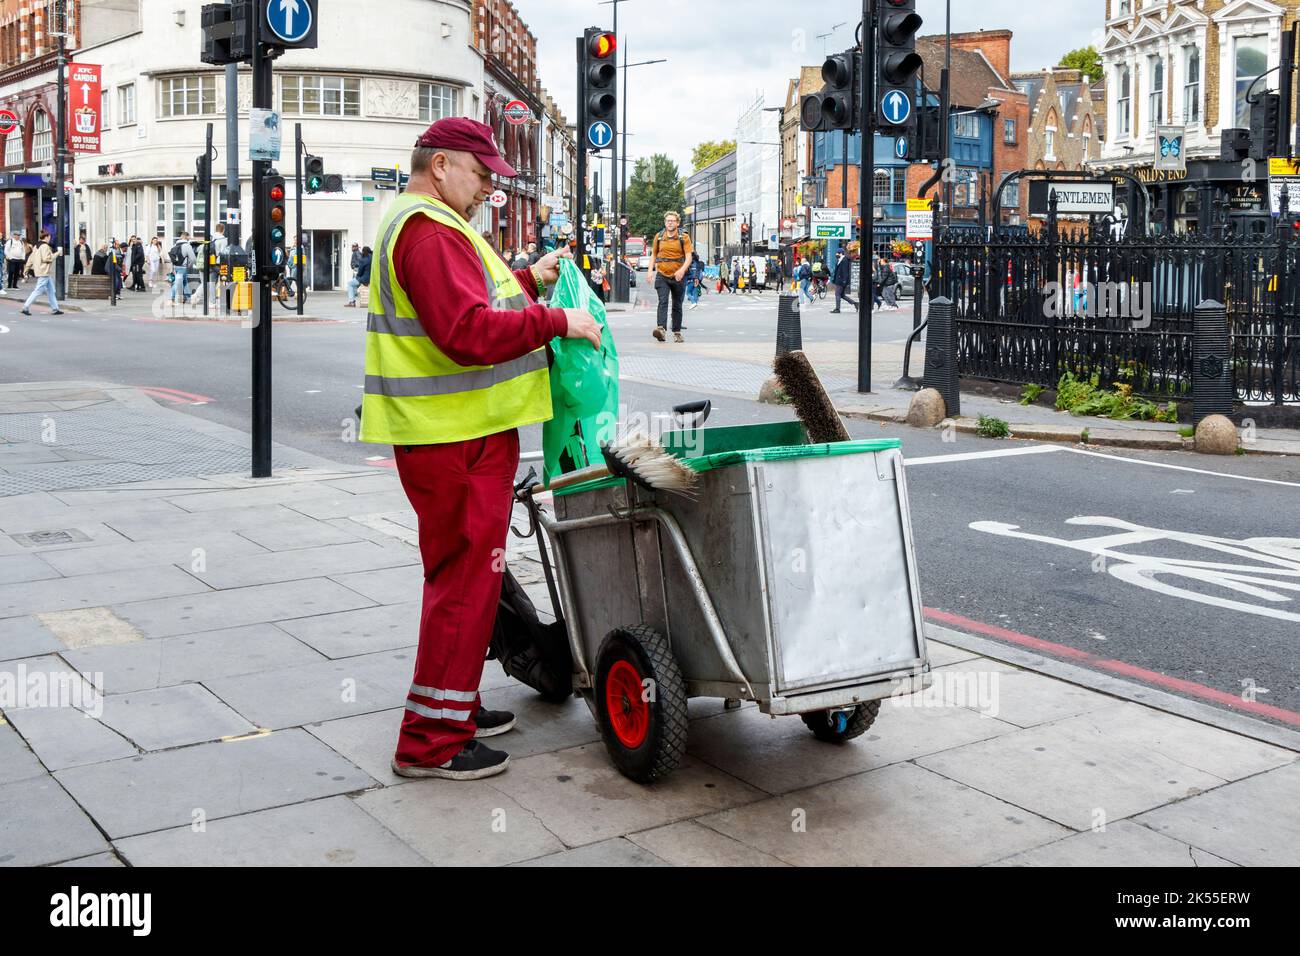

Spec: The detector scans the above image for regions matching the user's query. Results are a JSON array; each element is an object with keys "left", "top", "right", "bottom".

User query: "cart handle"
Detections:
[{"left": 672, "top": 399, "right": 711, "bottom": 429}]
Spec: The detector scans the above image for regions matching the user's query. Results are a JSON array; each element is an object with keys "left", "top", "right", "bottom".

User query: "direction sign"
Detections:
[
  {"left": 880, "top": 89, "right": 911, "bottom": 126},
  {"left": 587, "top": 121, "right": 613, "bottom": 149},
  {"left": 68, "top": 63, "right": 101, "bottom": 153},
  {"left": 504, "top": 100, "right": 531, "bottom": 125},
  {"left": 1268, "top": 157, "right": 1300, "bottom": 216},
  {"left": 265, "top": 0, "right": 312, "bottom": 44},
  {"left": 371, "top": 167, "right": 396, "bottom": 183},
  {"left": 0, "top": 108, "right": 17, "bottom": 135},
  {"left": 811, "top": 207, "right": 852, "bottom": 239}
]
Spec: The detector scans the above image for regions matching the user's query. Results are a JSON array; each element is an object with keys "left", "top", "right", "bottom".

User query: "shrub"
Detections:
[
  {"left": 976, "top": 415, "right": 1011, "bottom": 438},
  {"left": 1019, "top": 383, "right": 1046, "bottom": 406}
]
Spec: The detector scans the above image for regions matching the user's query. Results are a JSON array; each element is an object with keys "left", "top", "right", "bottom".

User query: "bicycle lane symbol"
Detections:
[{"left": 970, "top": 516, "right": 1300, "bottom": 623}]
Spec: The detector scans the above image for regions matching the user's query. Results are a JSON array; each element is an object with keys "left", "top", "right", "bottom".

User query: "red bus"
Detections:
[{"left": 624, "top": 236, "right": 649, "bottom": 269}]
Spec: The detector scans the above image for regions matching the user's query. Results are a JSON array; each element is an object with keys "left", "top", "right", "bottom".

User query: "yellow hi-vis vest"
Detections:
[{"left": 359, "top": 192, "right": 552, "bottom": 445}]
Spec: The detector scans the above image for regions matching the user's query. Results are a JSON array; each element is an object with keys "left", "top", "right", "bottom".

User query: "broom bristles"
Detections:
[
  {"left": 603, "top": 431, "right": 699, "bottom": 497},
  {"left": 773, "top": 350, "right": 851, "bottom": 443}
]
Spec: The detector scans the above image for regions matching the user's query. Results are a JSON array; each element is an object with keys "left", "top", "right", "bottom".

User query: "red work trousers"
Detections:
[{"left": 392, "top": 429, "right": 519, "bottom": 767}]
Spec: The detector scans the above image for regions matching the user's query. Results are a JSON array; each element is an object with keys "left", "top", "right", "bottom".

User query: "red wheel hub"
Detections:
[{"left": 605, "top": 659, "right": 649, "bottom": 748}]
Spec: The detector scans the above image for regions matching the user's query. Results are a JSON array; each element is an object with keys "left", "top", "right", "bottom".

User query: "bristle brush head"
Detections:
[{"left": 601, "top": 432, "right": 698, "bottom": 497}]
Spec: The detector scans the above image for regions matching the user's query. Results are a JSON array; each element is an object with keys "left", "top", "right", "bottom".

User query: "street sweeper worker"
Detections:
[{"left": 360, "top": 116, "right": 602, "bottom": 781}]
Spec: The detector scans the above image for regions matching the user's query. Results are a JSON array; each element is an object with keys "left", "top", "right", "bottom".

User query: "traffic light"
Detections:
[
  {"left": 304, "top": 154, "right": 324, "bottom": 193},
  {"left": 1220, "top": 128, "right": 1251, "bottom": 163},
  {"left": 877, "top": 0, "right": 923, "bottom": 133},
  {"left": 195, "top": 153, "right": 211, "bottom": 194},
  {"left": 581, "top": 27, "right": 617, "bottom": 150},
  {"left": 259, "top": 0, "right": 318, "bottom": 50},
  {"left": 200, "top": 2, "right": 253, "bottom": 65},
  {"left": 264, "top": 174, "right": 287, "bottom": 275},
  {"left": 1249, "top": 93, "right": 1281, "bottom": 162},
  {"left": 819, "top": 51, "right": 858, "bottom": 131},
  {"left": 917, "top": 102, "right": 943, "bottom": 161}
]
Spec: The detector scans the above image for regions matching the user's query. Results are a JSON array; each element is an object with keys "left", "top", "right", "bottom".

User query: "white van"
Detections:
[{"left": 729, "top": 255, "right": 769, "bottom": 289}]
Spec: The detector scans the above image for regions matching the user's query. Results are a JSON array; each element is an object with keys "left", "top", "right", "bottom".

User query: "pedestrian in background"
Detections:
[
  {"left": 829, "top": 248, "right": 857, "bottom": 314},
  {"left": 349, "top": 242, "right": 361, "bottom": 274},
  {"left": 19, "top": 230, "right": 63, "bottom": 315},
  {"left": 345, "top": 246, "right": 371, "bottom": 307},
  {"left": 169, "top": 232, "right": 195, "bottom": 304},
  {"left": 4, "top": 231, "right": 25, "bottom": 290},
  {"left": 130, "top": 236, "right": 146, "bottom": 291},
  {"left": 72, "top": 233, "right": 91, "bottom": 276},
  {"left": 526, "top": 241, "right": 540, "bottom": 266},
  {"left": 685, "top": 251, "right": 703, "bottom": 309},
  {"left": 146, "top": 237, "right": 162, "bottom": 290},
  {"left": 881, "top": 256, "right": 900, "bottom": 310},
  {"left": 91, "top": 243, "right": 109, "bottom": 276},
  {"left": 797, "top": 258, "right": 814, "bottom": 305},
  {"left": 647, "top": 210, "right": 692, "bottom": 343}
]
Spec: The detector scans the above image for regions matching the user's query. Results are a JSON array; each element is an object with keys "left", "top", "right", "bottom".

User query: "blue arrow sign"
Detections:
[
  {"left": 266, "top": 0, "right": 312, "bottom": 43},
  {"left": 881, "top": 90, "right": 911, "bottom": 126},
  {"left": 895, "top": 136, "right": 908, "bottom": 160},
  {"left": 587, "top": 121, "right": 613, "bottom": 149}
]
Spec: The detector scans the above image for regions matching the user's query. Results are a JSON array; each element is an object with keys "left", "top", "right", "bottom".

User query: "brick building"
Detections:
[
  {"left": 472, "top": 0, "right": 542, "bottom": 253},
  {"left": 1011, "top": 68, "right": 1105, "bottom": 226},
  {"left": 0, "top": 0, "right": 82, "bottom": 239},
  {"left": 1098, "top": 0, "right": 1300, "bottom": 233}
]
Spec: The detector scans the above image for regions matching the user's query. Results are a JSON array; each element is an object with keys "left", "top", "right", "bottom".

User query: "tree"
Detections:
[
  {"left": 692, "top": 140, "right": 736, "bottom": 172},
  {"left": 624, "top": 154, "right": 686, "bottom": 239},
  {"left": 1058, "top": 46, "right": 1102, "bottom": 84}
]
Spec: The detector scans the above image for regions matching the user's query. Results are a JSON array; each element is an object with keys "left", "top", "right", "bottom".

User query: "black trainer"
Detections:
[
  {"left": 391, "top": 740, "right": 509, "bottom": 780},
  {"left": 474, "top": 706, "right": 516, "bottom": 738}
]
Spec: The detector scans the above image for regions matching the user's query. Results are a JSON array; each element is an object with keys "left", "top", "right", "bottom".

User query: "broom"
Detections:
[
  {"left": 530, "top": 430, "right": 698, "bottom": 497},
  {"left": 773, "top": 349, "right": 851, "bottom": 443}
]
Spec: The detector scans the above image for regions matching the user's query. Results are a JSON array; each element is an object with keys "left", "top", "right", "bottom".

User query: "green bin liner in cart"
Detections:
[{"left": 541, "top": 258, "right": 619, "bottom": 486}]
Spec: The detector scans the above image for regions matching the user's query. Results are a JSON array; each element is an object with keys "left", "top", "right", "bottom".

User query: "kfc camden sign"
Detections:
[{"left": 68, "top": 63, "right": 102, "bottom": 153}]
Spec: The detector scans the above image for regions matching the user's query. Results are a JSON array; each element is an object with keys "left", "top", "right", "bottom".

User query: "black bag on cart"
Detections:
[{"left": 488, "top": 566, "right": 573, "bottom": 704}]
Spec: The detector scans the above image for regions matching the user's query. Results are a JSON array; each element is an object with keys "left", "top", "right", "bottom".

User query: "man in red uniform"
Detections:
[{"left": 374, "top": 118, "right": 601, "bottom": 780}]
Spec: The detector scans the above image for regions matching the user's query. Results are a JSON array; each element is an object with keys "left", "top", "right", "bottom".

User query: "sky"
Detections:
[{"left": 512, "top": 0, "right": 1104, "bottom": 181}]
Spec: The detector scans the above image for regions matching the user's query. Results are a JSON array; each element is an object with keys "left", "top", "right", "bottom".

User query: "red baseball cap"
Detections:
[{"left": 414, "top": 117, "right": 516, "bottom": 177}]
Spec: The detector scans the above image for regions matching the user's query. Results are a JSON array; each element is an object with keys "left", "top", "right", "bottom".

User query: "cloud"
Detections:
[{"left": 512, "top": 0, "right": 1103, "bottom": 178}]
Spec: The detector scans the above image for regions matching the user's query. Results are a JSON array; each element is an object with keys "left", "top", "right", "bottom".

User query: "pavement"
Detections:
[{"left": 2, "top": 380, "right": 1297, "bottom": 867}]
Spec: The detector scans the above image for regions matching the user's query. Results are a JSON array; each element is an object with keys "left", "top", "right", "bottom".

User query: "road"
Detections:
[{"left": 2, "top": 286, "right": 1298, "bottom": 725}]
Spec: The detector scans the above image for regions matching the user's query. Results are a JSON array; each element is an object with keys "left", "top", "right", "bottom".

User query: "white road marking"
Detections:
[
  {"left": 971, "top": 516, "right": 1300, "bottom": 623},
  {"left": 1063, "top": 447, "right": 1300, "bottom": 489},
  {"left": 1171, "top": 489, "right": 1194, "bottom": 494},
  {"left": 305, "top": 389, "right": 322, "bottom": 393},
  {"left": 905, "top": 445, "right": 1065, "bottom": 466},
  {"left": 0, "top": 323, "right": 8, "bottom": 333}
]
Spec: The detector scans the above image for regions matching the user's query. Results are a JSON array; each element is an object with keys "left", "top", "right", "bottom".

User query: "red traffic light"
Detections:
[
  {"left": 740, "top": 223, "right": 749, "bottom": 234},
  {"left": 269, "top": 185, "right": 284, "bottom": 201},
  {"left": 589, "top": 32, "right": 616, "bottom": 58}
]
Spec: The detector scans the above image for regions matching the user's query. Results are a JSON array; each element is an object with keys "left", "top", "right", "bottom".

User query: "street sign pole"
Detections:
[
  {"left": 858, "top": 0, "right": 876, "bottom": 393},
  {"left": 575, "top": 35, "right": 588, "bottom": 278},
  {"left": 251, "top": 19, "right": 274, "bottom": 478},
  {"left": 295, "top": 122, "right": 304, "bottom": 317},
  {"left": 54, "top": 1, "right": 66, "bottom": 299}
]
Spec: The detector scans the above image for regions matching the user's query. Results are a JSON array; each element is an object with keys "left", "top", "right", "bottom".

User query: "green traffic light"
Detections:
[{"left": 307, "top": 175, "right": 323, "bottom": 192}]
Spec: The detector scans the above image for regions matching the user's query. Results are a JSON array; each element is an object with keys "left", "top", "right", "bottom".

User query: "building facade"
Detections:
[
  {"left": 536, "top": 90, "right": 575, "bottom": 248},
  {"left": 683, "top": 148, "right": 735, "bottom": 264},
  {"left": 1098, "top": 0, "right": 1300, "bottom": 233},
  {"left": 734, "top": 96, "right": 779, "bottom": 251},
  {"left": 1011, "top": 67, "right": 1105, "bottom": 223}
]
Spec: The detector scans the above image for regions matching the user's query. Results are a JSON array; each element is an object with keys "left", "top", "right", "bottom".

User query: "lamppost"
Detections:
[{"left": 616, "top": 43, "right": 667, "bottom": 301}]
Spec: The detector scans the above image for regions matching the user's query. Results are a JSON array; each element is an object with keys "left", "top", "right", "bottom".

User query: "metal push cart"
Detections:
[{"left": 515, "top": 417, "right": 931, "bottom": 783}]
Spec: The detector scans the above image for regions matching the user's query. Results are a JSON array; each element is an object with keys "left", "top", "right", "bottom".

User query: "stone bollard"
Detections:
[
  {"left": 906, "top": 388, "right": 947, "bottom": 427},
  {"left": 1194, "top": 414, "right": 1239, "bottom": 455}
]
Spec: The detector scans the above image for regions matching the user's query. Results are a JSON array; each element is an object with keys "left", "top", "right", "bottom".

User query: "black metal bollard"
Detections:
[
  {"left": 775, "top": 291, "right": 803, "bottom": 357},
  {"left": 922, "top": 295, "right": 959, "bottom": 416},
  {"left": 1192, "top": 299, "right": 1233, "bottom": 423}
]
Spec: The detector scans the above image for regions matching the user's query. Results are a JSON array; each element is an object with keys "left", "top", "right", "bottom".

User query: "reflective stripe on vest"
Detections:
[{"left": 358, "top": 192, "right": 552, "bottom": 445}]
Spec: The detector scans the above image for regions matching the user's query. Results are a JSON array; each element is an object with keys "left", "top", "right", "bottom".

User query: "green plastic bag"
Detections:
[{"left": 542, "top": 259, "right": 619, "bottom": 486}]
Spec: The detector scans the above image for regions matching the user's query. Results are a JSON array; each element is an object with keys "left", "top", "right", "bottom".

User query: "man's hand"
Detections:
[
  {"left": 673, "top": 267, "right": 687, "bottom": 282},
  {"left": 532, "top": 248, "right": 571, "bottom": 285},
  {"left": 563, "top": 308, "right": 602, "bottom": 349}
]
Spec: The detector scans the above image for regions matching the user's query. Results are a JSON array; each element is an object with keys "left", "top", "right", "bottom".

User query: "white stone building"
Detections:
[{"left": 734, "top": 96, "right": 779, "bottom": 249}]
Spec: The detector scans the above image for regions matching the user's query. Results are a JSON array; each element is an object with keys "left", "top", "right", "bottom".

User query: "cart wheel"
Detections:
[
  {"left": 594, "top": 625, "right": 687, "bottom": 783},
  {"left": 800, "top": 701, "right": 881, "bottom": 743}
]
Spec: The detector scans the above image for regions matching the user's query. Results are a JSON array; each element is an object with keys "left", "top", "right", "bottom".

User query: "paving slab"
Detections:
[
  {"left": 514, "top": 838, "right": 668, "bottom": 867},
  {"left": 104, "top": 505, "right": 360, "bottom": 546},
  {"left": 923, "top": 641, "right": 983, "bottom": 667},
  {"left": 162, "top": 483, "right": 359, "bottom": 514},
  {"left": 626, "top": 820, "right": 790, "bottom": 866},
  {"left": 925, "top": 659, "right": 1117, "bottom": 728},
  {"left": 114, "top": 795, "right": 429, "bottom": 866},
  {"left": 36, "top": 607, "right": 144, "bottom": 650},
  {"left": 276, "top": 602, "right": 420, "bottom": 659},
  {"left": 53, "top": 853, "right": 125, "bottom": 867},
  {"left": 53, "top": 728, "right": 377, "bottom": 838},
  {"left": 0, "top": 614, "right": 61, "bottom": 660},
  {"left": 97, "top": 683, "right": 258, "bottom": 750},
  {"left": 0, "top": 653, "right": 102, "bottom": 710},
  {"left": 354, "top": 781, "right": 564, "bottom": 866},
  {"left": 3, "top": 705, "right": 138, "bottom": 770},
  {"left": 2, "top": 522, "right": 132, "bottom": 553},
  {"left": 1134, "top": 762, "right": 1300, "bottom": 867},
  {"left": 476, "top": 683, "right": 603, "bottom": 759},
  {"left": 0, "top": 499, "right": 190, "bottom": 536},
  {"left": 61, "top": 623, "right": 325, "bottom": 694},
  {"left": 0, "top": 553, "right": 59, "bottom": 585},
  {"left": 687, "top": 695, "right": 1017, "bottom": 795},
  {"left": 487, "top": 743, "right": 765, "bottom": 848},
  {"left": 37, "top": 532, "right": 268, "bottom": 578},
  {"left": 203, "top": 648, "right": 415, "bottom": 729},
  {"left": 285, "top": 490, "right": 414, "bottom": 520},
  {"left": 991, "top": 819, "right": 1237, "bottom": 867},
  {"left": 236, "top": 518, "right": 367, "bottom": 551},
  {"left": 700, "top": 761, "right": 1071, "bottom": 866},
  {"left": 304, "top": 708, "right": 406, "bottom": 785},
  {"left": 0, "top": 565, "right": 210, "bottom": 618},
  {"left": 190, "top": 541, "right": 416, "bottom": 591},
  {"left": 0, "top": 774, "right": 111, "bottom": 865},
  {"left": 0, "top": 719, "right": 47, "bottom": 784},
  {"left": 322, "top": 475, "right": 402, "bottom": 496},
  {"left": 330, "top": 565, "right": 424, "bottom": 606},
  {"left": 113, "top": 578, "right": 376, "bottom": 638},
  {"left": 915, "top": 702, "right": 1297, "bottom": 831}
]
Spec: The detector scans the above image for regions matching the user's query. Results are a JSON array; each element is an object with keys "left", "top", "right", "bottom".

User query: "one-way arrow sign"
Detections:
[{"left": 260, "top": 0, "right": 318, "bottom": 48}]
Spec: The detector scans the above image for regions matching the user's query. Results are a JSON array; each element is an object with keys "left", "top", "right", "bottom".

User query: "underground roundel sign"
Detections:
[
  {"left": 488, "top": 189, "right": 508, "bottom": 208},
  {"left": 503, "top": 100, "right": 531, "bottom": 125},
  {"left": 0, "top": 108, "right": 17, "bottom": 135}
]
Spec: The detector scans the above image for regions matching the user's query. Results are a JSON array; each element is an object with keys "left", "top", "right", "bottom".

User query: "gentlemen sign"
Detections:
[{"left": 1029, "top": 181, "right": 1115, "bottom": 216}]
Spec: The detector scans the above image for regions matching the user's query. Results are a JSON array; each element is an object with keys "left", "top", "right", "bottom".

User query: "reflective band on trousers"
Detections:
[
  {"left": 410, "top": 683, "right": 477, "bottom": 702},
  {"left": 366, "top": 351, "right": 548, "bottom": 398},
  {"left": 405, "top": 698, "right": 473, "bottom": 722}
]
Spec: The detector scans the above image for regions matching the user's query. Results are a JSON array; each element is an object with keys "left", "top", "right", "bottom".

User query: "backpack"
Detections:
[
  {"left": 487, "top": 567, "right": 573, "bottom": 703},
  {"left": 168, "top": 242, "right": 187, "bottom": 266}
]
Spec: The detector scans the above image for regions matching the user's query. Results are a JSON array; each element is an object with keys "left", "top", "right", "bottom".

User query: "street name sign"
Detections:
[
  {"left": 1267, "top": 157, "right": 1300, "bottom": 216},
  {"left": 811, "top": 207, "right": 852, "bottom": 239},
  {"left": 905, "top": 198, "right": 933, "bottom": 241}
]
